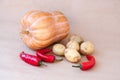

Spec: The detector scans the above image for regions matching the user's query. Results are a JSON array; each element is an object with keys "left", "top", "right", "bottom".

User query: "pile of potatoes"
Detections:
[{"left": 52, "top": 34, "right": 94, "bottom": 63}]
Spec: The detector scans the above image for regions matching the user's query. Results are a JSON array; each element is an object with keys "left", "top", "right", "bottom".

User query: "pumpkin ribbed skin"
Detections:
[{"left": 20, "top": 10, "right": 69, "bottom": 50}]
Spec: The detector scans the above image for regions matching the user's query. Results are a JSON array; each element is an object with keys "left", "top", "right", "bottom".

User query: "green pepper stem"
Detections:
[
  {"left": 39, "top": 61, "right": 47, "bottom": 67},
  {"left": 72, "top": 65, "right": 80, "bottom": 68},
  {"left": 72, "top": 64, "right": 82, "bottom": 69}
]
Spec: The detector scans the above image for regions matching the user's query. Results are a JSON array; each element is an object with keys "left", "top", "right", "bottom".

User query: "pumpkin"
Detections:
[{"left": 20, "top": 10, "right": 70, "bottom": 50}]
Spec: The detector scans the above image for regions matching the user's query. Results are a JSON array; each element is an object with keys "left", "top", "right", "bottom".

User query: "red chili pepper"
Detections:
[
  {"left": 37, "top": 48, "right": 52, "bottom": 54},
  {"left": 20, "top": 51, "right": 43, "bottom": 66},
  {"left": 72, "top": 55, "right": 95, "bottom": 70},
  {"left": 36, "top": 51, "right": 63, "bottom": 63}
]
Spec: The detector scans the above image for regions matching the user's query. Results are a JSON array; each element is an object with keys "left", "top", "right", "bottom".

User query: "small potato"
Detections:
[
  {"left": 64, "top": 48, "right": 81, "bottom": 63},
  {"left": 53, "top": 43, "right": 66, "bottom": 56},
  {"left": 80, "top": 41, "right": 94, "bottom": 55},
  {"left": 70, "top": 35, "right": 83, "bottom": 43},
  {"left": 66, "top": 41, "right": 80, "bottom": 51}
]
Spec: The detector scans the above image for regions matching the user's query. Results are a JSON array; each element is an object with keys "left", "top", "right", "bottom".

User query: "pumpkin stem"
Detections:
[
  {"left": 21, "top": 30, "right": 29, "bottom": 35},
  {"left": 25, "top": 30, "right": 29, "bottom": 34}
]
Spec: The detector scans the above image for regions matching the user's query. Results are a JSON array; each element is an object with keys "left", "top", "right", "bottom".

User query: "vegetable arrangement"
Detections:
[
  {"left": 19, "top": 34, "right": 96, "bottom": 71},
  {"left": 19, "top": 10, "right": 96, "bottom": 71},
  {"left": 52, "top": 34, "right": 96, "bottom": 71}
]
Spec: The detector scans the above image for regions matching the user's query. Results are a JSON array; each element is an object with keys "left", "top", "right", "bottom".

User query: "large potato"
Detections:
[
  {"left": 80, "top": 41, "right": 94, "bottom": 55},
  {"left": 53, "top": 43, "right": 66, "bottom": 56},
  {"left": 64, "top": 48, "right": 81, "bottom": 63}
]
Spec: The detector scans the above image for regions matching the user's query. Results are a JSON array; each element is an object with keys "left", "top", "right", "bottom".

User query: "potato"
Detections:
[
  {"left": 53, "top": 43, "right": 66, "bottom": 56},
  {"left": 66, "top": 41, "right": 80, "bottom": 51},
  {"left": 64, "top": 48, "right": 81, "bottom": 63},
  {"left": 70, "top": 35, "right": 83, "bottom": 43},
  {"left": 80, "top": 41, "right": 94, "bottom": 55}
]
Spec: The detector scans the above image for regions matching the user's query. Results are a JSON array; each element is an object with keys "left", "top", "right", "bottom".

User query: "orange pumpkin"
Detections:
[{"left": 20, "top": 10, "right": 70, "bottom": 50}]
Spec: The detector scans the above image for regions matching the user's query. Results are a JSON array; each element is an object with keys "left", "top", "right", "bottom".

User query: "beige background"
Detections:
[{"left": 0, "top": 0, "right": 120, "bottom": 80}]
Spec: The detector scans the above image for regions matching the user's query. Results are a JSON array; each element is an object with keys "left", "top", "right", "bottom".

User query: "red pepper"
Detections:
[
  {"left": 72, "top": 55, "right": 95, "bottom": 70},
  {"left": 37, "top": 48, "right": 52, "bottom": 54},
  {"left": 20, "top": 51, "right": 42, "bottom": 66},
  {"left": 36, "top": 51, "right": 63, "bottom": 63}
]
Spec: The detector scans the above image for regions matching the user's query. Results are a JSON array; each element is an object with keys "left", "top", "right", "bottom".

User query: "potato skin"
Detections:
[
  {"left": 70, "top": 35, "right": 83, "bottom": 44},
  {"left": 64, "top": 48, "right": 81, "bottom": 63},
  {"left": 80, "top": 41, "right": 94, "bottom": 55},
  {"left": 53, "top": 43, "right": 66, "bottom": 56},
  {"left": 66, "top": 41, "right": 80, "bottom": 51}
]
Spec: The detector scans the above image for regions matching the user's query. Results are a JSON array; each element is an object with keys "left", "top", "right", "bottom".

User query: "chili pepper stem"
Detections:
[
  {"left": 42, "top": 63, "right": 47, "bottom": 67},
  {"left": 72, "top": 64, "right": 82, "bottom": 69},
  {"left": 39, "top": 61, "right": 47, "bottom": 67},
  {"left": 38, "top": 61, "right": 43, "bottom": 66},
  {"left": 72, "top": 65, "right": 80, "bottom": 68},
  {"left": 54, "top": 58, "right": 63, "bottom": 62}
]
